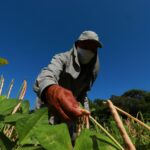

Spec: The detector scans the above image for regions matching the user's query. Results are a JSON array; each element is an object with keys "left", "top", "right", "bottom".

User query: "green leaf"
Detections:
[
  {"left": 4, "top": 113, "right": 29, "bottom": 123},
  {"left": 0, "top": 132, "right": 14, "bottom": 150},
  {"left": 0, "top": 58, "right": 8, "bottom": 65},
  {"left": 74, "top": 129, "right": 121, "bottom": 150},
  {"left": 0, "top": 122, "right": 4, "bottom": 131},
  {"left": 16, "top": 108, "right": 48, "bottom": 145},
  {"left": 0, "top": 114, "right": 4, "bottom": 121},
  {"left": 0, "top": 98, "right": 19, "bottom": 115},
  {"left": 0, "top": 96, "right": 7, "bottom": 100},
  {"left": 90, "top": 107, "right": 96, "bottom": 113},
  {"left": 21, "top": 100, "right": 30, "bottom": 114},
  {"left": 34, "top": 124, "right": 72, "bottom": 150},
  {"left": 17, "top": 145, "right": 45, "bottom": 150}
]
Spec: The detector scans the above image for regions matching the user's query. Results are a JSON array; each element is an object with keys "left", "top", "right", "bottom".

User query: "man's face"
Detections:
[{"left": 77, "top": 40, "right": 99, "bottom": 53}]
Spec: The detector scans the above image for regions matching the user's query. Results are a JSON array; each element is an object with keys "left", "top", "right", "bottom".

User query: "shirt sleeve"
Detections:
[
  {"left": 33, "top": 53, "right": 67, "bottom": 98},
  {"left": 83, "top": 97, "right": 90, "bottom": 111}
]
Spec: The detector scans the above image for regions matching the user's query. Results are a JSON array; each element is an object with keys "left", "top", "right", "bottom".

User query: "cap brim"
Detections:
[
  {"left": 95, "top": 41, "right": 103, "bottom": 48},
  {"left": 87, "top": 40, "right": 103, "bottom": 48},
  {"left": 76, "top": 39, "right": 103, "bottom": 48}
]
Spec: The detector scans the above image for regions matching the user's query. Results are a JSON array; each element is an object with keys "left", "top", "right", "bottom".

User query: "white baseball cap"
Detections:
[{"left": 77, "top": 30, "right": 103, "bottom": 48}]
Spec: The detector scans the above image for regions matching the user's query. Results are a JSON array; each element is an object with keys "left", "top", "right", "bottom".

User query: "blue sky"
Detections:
[{"left": 1, "top": 0, "right": 150, "bottom": 109}]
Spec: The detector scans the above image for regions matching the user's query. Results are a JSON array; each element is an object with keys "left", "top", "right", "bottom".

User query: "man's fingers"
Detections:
[
  {"left": 78, "top": 107, "right": 90, "bottom": 115},
  {"left": 56, "top": 107, "right": 71, "bottom": 121},
  {"left": 64, "top": 107, "right": 90, "bottom": 120},
  {"left": 69, "top": 106, "right": 83, "bottom": 117}
]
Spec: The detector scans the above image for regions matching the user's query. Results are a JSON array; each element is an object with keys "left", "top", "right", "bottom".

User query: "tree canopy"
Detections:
[{"left": 90, "top": 89, "right": 150, "bottom": 123}]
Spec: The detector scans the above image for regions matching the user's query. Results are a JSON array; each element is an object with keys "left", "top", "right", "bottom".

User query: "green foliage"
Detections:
[
  {"left": 74, "top": 129, "right": 120, "bottom": 150},
  {"left": 17, "top": 146, "right": 45, "bottom": 150},
  {"left": 0, "top": 58, "right": 8, "bottom": 65},
  {"left": 0, "top": 96, "right": 124, "bottom": 150},
  {"left": 90, "top": 89, "right": 150, "bottom": 121},
  {"left": 106, "top": 119, "right": 124, "bottom": 146},
  {"left": 121, "top": 89, "right": 146, "bottom": 99},
  {"left": 0, "top": 98, "right": 19, "bottom": 116},
  {"left": 0, "top": 89, "right": 150, "bottom": 149},
  {"left": 0, "top": 132, "right": 14, "bottom": 150},
  {"left": 21, "top": 100, "right": 30, "bottom": 114},
  {"left": 0, "top": 96, "right": 7, "bottom": 100},
  {"left": 16, "top": 108, "right": 48, "bottom": 145},
  {"left": 4, "top": 113, "right": 29, "bottom": 123},
  {"left": 34, "top": 124, "right": 72, "bottom": 150},
  {"left": 90, "top": 89, "right": 150, "bottom": 150}
]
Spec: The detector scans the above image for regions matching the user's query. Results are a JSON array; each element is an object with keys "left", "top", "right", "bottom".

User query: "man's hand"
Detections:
[{"left": 44, "top": 85, "right": 90, "bottom": 121}]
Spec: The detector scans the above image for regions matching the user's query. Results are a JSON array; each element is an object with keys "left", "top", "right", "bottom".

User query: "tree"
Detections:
[
  {"left": 121, "top": 89, "right": 146, "bottom": 100},
  {"left": 91, "top": 89, "right": 150, "bottom": 121}
]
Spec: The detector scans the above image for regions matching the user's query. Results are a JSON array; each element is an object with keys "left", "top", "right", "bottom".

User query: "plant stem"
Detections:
[
  {"left": 7, "top": 79, "right": 14, "bottom": 99},
  {"left": 18, "top": 80, "right": 27, "bottom": 100},
  {"left": 114, "top": 104, "right": 150, "bottom": 131},
  {"left": 0, "top": 75, "right": 4, "bottom": 95},
  {"left": 107, "top": 100, "right": 136, "bottom": 150},
  {"left": 89, "top": 115, "right": 124, "bottom": 150}
]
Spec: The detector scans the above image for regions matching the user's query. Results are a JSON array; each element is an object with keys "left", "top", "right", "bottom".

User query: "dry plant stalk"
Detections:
[
  {"left": 4, "top": 80, "right": 27, "bottom": 139},
  {"left": 76, "top": 108, "right": 90, "bottom": 136},
  {"left": 18, "top": 80, "right": 27, "bottom": 100},
  {"left": 125, "top": 118, "right": 136, "bottom": 137},
  {"left": 7, "top": 79, "right": 14, "bottom": 99},
  {"left": 0, "top": 75, "right": 4, "bottom": 95},
  {"left": 89, "top": 115, "right": 124, "bottom": 150},
  {"left": 107, "top": 100, "right": 136, "bottom": 150},
  {"left": 12, "top": 80, "right": 27, "bottom": 114},
  {"left": 76, "top": 115, "right": 89, "bottom": 136},
  {"left": 114, "top": 105, "right": 150, "bottom": 131}
]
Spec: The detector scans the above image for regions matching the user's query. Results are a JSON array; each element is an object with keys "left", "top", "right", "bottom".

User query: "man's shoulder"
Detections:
[
  {"left": 59, "top": 48, "right": 72, "bottom": 56},
  {"left": 55, "top": 48, "right": 73, "bottom": 60}
]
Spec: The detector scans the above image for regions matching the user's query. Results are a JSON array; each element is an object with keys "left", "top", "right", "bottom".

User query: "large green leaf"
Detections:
[
  {"left": 74, "top": 129, "right": 121, "bottom": 150},
  {"left": 0, "top": 96, "right": 7, "bottom": 100},
  {"left": 16, "top": 108, "right": 48, "bottom": 145},
  {"left": 17, "top": 145, "right": 45, "bottom": 150},
  {"left": 0, "top": 122, "right": 4, "bottom": 131},
  {"left": 34, "top": 124, "right": 72, "bottom": 150},
  {"left": 0, "top": 132, "right": 14, "bottom": 150},
  {"left": 4, "top": 113, "right": 29, "bottom": 123},
  {"left": 20, "top": 100, "right": 30, "bottom": 114},
  {"left": 0, "top": 114, "right": 4, "bottom": 122},
  {"left": 0, "top": 98, "right": 19, "bottom": 115}
]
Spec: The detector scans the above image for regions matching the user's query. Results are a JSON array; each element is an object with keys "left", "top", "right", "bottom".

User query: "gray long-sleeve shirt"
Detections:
[
  {"left": 34, "top": 46, "right": 99, "bottom": 124},
  {"left": 33, "top": 45, "right": 99, "bottom": 107}
]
